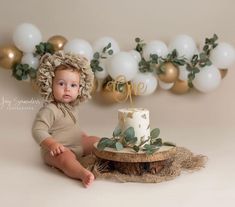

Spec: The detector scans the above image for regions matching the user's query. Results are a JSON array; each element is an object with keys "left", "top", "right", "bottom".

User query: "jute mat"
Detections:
[{"left": 80, "top": 147, "right": 207, "bottom": 183}]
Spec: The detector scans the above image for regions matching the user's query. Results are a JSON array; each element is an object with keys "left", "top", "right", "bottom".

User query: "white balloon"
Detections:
[
  {"left": 193, "top": 65, "right": 221, "bottom": 93},
  {"left": 158, "top": 79, "right": 174, "bottom": 90},
  {"left": 178, "top": 65, "right": 190, "bottom": 81},
  {"left": 94, "top": 59, "right": 109, "bottom": 79},
  {"left": 210, "top": 42, "right": 235, "bottom": 68},
  {"left": 193, "top": 48, "right": 200, "bottom": 57},
  {"left": 131, "top": 72, "right": 158, "bottom": 95},
  {"left": 129, "top": 50, "right": 141, "bottom": 63},
  {"left": 13, "top": 23, "right": 42, "bottom": 53},
  {"left": 95, "top": 69, "right": 108, "bottom": 80},
  {"left": 106, "top": 52, "right": 138, "bottom": 81},
  {"left": 64, "top": 39, "right": 93, "bottom": 61},
  {"left": 169, "top": 34, "right": 197, "bottom": 60},
  {"left": 143, "top": 40, "right": 168, "bottom": 60},
  {"left": 93, "top": 36, "right": 120, "bottom": 54},
  {"left": 21, "top": 53, "right": 39, "bottom": 69}
]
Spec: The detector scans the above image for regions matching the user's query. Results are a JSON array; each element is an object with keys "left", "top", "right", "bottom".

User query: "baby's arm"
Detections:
[
  {"left": 32, "top": 106, "right": 66, "bottom": 156},
  {"left": 40, "top": 137, "right": 66, "bottom": 156}
]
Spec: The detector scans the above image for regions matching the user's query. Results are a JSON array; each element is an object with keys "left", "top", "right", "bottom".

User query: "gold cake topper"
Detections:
[{"left": 105, "top": 75, "right": 147, "bottom": 105}]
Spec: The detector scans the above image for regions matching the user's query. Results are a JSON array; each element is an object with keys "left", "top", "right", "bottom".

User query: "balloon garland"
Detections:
[{"left": 0, "top": 23, "right": 235, "bottom": 104}]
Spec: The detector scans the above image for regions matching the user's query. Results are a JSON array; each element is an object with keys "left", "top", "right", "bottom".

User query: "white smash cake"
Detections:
[{"left": 118, "top": 108, "right": 150, "bottom": 145}]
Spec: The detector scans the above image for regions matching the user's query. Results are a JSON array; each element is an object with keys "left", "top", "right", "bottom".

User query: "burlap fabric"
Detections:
[{"left": 80, "top": 147, "right": 207, "bottom": 183}]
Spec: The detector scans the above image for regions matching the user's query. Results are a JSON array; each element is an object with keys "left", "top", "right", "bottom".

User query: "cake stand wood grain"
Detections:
[{"left": 93, "top": 142, "right": 176, "bottom": 163}]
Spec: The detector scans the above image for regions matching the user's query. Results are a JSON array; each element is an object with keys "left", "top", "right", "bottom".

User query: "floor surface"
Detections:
[{"left": 1, "top": 120, "right": 234, "bottom": 207}]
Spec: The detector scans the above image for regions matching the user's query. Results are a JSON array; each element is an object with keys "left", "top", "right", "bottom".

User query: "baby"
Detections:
[{"left": 32, "top": 51, "right": 98, "bottom": 188}]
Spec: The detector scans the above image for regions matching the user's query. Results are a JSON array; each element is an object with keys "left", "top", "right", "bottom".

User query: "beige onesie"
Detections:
[{"left": 32, "top": 103, "right": 83, "bottom": 158}]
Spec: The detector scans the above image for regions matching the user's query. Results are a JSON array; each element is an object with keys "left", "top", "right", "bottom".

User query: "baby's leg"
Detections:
[
  {"left": 43, "top": 149, "right": 94, "bottom": 188},
  {"left": 81, "top": 135, "right": 99, "bottom": 155}
]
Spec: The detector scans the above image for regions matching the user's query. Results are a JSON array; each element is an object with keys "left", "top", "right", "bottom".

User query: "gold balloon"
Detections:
[
  {"left": 171, "top": 79, "right": 190, "bottom": 94},
  {"left": 158, "top": 62, "right": 179, "bottom": 83},
  {"left": 48, "top": 35, "right": 67, "bottom": 51},
  {"left": 219, "top": 68, "right": 228, "bottom": 79},
  {"left": 0, "top": 45, "right": 23, "bottom": 69},
  {"left": 101, "top": 87, "right": 127, "bottom": 104}
]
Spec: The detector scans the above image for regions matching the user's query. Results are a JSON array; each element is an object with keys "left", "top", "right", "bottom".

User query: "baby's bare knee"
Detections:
[{"left": 56, "top": 151, "right": 76, "bottom": 167}]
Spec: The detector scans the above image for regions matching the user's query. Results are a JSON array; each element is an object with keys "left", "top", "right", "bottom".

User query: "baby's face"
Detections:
[{"left": 52, "top": 69, "right": 80, "bottom": 104}]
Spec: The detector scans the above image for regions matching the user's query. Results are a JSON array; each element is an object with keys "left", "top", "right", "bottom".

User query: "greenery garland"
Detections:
[
  {"left": 97, "top": 126, "right": 175, "bottom": 155},
  {"left": 135, "top": 34, "right": 218, "bottom": 87},
  {"left": 90, "top": 42, "right": 113, "bottom": 73},
  {"left": 186, "top": 34, "right": 218, "bottom": 87},
  {"left": 11, "top": 34, "right": 219, "bottom": 90},
  {"left": 12, "top": 42, "right": 54, "bottom": 81}
]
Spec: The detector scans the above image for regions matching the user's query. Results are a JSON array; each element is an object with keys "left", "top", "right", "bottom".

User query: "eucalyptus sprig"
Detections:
[
  {"left": 12, "top": 63, "right": 37, "bottom": 81},
  {"left": 203, "top": 34, "right": 218, "bottom": 56},
  {"left": 186, "top": 34, "right": 218, "bottom": 87},
  {"left": 134, "top": 37, "right": 159, "bottom": 73},
  {"left": 34, "top": 42, "right": 54, "bottom": 56},
  {"left": 135, "top": 37, "right": 146, "bottom": 54},
  {"left": 186, "top": 55, "right": 201, "bottom": 88},
  {"left": 138, "top": 54, "right": 159, "bottom": 73},
  {"left": 97, "top": 126, "right": 175, "bottom": 155},
  {"left": 157, "top": 49, "right": 187, "bottom": 75},
  {"left": 90, "top": 42, "right": 113, "bottom": 73}
]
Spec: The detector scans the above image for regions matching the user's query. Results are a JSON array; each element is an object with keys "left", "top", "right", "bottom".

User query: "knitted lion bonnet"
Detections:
[{"left": 36, "top": 51, "right": 94, "bottom": 106}]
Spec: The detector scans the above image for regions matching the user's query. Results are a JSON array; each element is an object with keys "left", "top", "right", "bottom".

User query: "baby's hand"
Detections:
[{"left": 48, "top": 142, "right": 65, "bottom": 156}]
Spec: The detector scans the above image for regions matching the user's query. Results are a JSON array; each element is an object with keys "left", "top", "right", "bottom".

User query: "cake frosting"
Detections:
[{"left": 118, "top": 108, "right": 150, "bottom": 145}]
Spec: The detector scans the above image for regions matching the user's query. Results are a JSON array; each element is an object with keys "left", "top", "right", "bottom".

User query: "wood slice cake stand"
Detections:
[{"left": 93, "top": 142, "right": 177, "bottom": 176}]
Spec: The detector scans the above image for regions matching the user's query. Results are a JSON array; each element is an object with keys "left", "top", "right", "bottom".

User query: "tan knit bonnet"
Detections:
[{"left": 36, "top": 51, "right": 94, "bottom": 106}]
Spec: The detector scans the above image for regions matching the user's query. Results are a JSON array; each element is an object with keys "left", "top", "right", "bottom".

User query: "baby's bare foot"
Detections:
[{"left": 80, "top": 169, "right": 95, "bottom": 188}]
